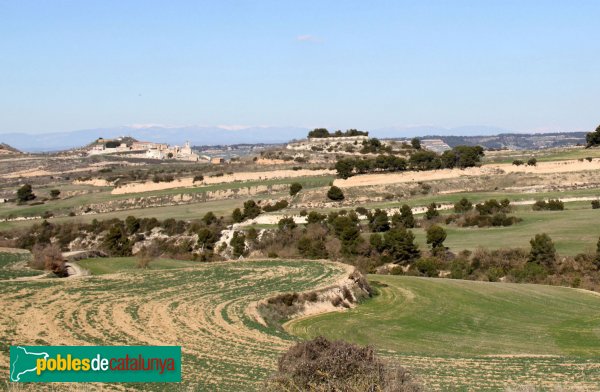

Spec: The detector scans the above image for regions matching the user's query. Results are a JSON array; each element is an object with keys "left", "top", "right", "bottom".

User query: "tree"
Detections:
[
  {"left": 425, "top": 203, "right": 439, "bottom": 220},
  {"left": 278, "top": 217, "right": 297, "bottom": 231},
  {"left": 327, "top": 186, "right": 345, "bottom": 201},
  {"left": 125, "top": 215, "right": 140, "bottom": 234},
  {"left": 335, "top": 158, "right": 355, "bottom": 179},
  {"left": 529, "top": 233, "right": 556, "bottom": 267},
  {"left": 243, "top": 200, "right": 261, "bottom": 219},
  {"left": 592, "top": 200, "right": 600, "bottom": 209},
  {"left": 17, "top": 184, "right": 36, "bottom": 202},
  {"left": 197, "top": 227, "right": 218, "bottom": 251},
  {"left": 202, "top": 211, "right": 217, "bottom": 225},
  {"left": 381, "top": 227, "right": 420, "bottom": 264},
  {"left": 392, "top": 204, "right": 415, "bottom": 228},
  {"left": 411, "top": 137, "right": 421, "bottom": 150},
  {"left": 586, "top": 124, "right": 600, "bottom": 148},
  {"left": 454, "top": 198, "right": 473, "bottom": 213},
  {"left": 368, "top": 209, "right": 390, "bottom": 232},
  {"left": 230, "top": 231, "right": 247, "bottom": 258},
  {"left": 306, "top": 211, "right": 326, "bottom": 224},
  {"left": 232, "top": 208, "right": 244, "bottom": 223},
  {"left": 49, "top": 189, "right": 61, "bottom": 199},
  {"left": 527, "top": 157, "right": 537, "bottom": 166},
  {"left": 102, "top": 224, "right": 132, "bottom": 256},
  {"left": 308, "top": 128, "right": 330, "bottom": 138},
  {"left": 167, "top": 152, "right": 174, "bottom": 158},
  {"left": 289, "top": 182, "right": 303, "bottom": 196},
  {"left": 512, "top": 160, "right": 524, "bottom": 166},
  {"left": 426, "top": 225, "right": 447, "bottom": 254}
]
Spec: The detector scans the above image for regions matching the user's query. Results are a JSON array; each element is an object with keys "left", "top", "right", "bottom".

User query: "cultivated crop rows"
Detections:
[{"left": 0, "top": 260, "right": 348, "bottom": 391}]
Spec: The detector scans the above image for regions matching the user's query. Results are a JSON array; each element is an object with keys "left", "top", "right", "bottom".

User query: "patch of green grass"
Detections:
[
  {"left": 412, "top": 205, "right": 600, "bottom": 256},
  {"left": 0, "top": 251, "right": 42, "bottom": 280},
  {"left": 77, "top": 257, "right": 198, "bottom": 275},
  {"left": 287, "top": 275, "right": 600, "bottom": 390}
]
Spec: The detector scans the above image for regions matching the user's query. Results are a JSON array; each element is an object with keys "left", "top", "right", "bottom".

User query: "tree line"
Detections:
[{"left": 335, "top": 145, "right": 485, "bottom": 179}]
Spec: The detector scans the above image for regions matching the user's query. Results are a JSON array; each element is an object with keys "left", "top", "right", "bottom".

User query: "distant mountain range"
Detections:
[{"left": 0, "top": 125, "right": 587, "bottom": 152}]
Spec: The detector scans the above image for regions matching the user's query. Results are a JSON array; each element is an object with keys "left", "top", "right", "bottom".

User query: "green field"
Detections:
[
  {"left": 287, "top": 275, "right": 600, "bottom": 390},
  {"left": 77, "top": 257, "right": 199, "bottom": 275},
  {"left": 412, "top": 205, "right": 600, "bottom": 256},
  {"left": 0, "top": 251, "right": 42, "bottom": 280}
]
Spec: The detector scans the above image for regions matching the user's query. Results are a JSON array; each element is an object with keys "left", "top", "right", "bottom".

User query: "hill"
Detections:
[
  {"left": 287, "top": 275, "right": 600, "bottom": 390},
  {"left": 0, "top": 142, "right": 22, "bottom": 155}
]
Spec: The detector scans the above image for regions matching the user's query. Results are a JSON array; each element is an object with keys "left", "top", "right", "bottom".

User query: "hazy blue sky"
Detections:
[{"left": 1, "top": 1, "right": 598, "bottom": 134}]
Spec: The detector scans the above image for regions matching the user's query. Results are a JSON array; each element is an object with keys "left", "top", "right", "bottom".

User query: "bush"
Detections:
[
  {"left": 527, "top": 157, "right": 537, "bottom": 166},
  {"left": 512, "top": 160, "right": 524, "bottom": 166},
  {"left": 424, "top": 203, "right": 439, "bottom": 220},
  {"left": 31, "top": 244, "right": 68, "bottom": 277},
  {"left": 415, "top": 258, "right": 439, "bottom": 277},
  {"left": 454, "top": 197, "right": 473, "bottom": 213},
  {"left": 49, "top": 189, "right": 61, "bottom": 199},
  {"left": 289, "top": 182, "right": 303, "bottom": 196},
  {"left": 193, "top": 175, "right": 204, "bottom": 183},
  {"left": 230, "top": 231, "right": 247, "bottom": 258},
  {"left": 532, "top": 199, "right": 564, "bottom": 211},
  {"left": 529, "top": 233, "right": 556, "bottom": 267},
  {"left": 327, "top": 186, "right": 345, "bottom": 201},
  {"left": 265, "top": 336, "right": 422, "bottom": 392},
  {"left": 591, "top": 200, "right": 600, "bottom": 209},
  {"left": 243, "top": 200, "right": 262, "bottom": 219},
  {"left": 17, "top": 184, "right": 36, "bottom": 202},
  {"left": 426, "top": 225, "right": 446, "bottom": 252}
]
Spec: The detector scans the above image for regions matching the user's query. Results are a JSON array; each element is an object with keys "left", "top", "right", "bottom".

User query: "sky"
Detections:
[{"left": 0, "top": 0, "right": 599, "bottom": 134}]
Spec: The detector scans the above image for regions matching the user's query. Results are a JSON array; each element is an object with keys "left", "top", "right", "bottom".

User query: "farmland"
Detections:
[
  {"left": 0, "top": 259, "right": 350, "bottom": 391},
  {"left": 287, "top": 275, "right": 600, "bottom": 390}
]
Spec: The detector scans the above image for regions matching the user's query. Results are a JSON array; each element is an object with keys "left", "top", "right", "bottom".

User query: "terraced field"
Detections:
[
  {"left": 0, "top": 259, "right": 351, "bottom": 391},
  {"left": 287, "top": 275, "right": 600, "bottom": 391}
]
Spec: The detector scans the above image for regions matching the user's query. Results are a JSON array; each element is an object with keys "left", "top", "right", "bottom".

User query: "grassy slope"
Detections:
[
  {"left": 77, "top": 257, "right": 198, "bottom": 275},
  {"left": 412, "top": 205, "right": 600, "bottom": 256},
  {"left": 287, "top": 275, "right": 600, "bottom": 390},
  {"left": 0, "top": 251, "right": 42, "bottom": 280}
]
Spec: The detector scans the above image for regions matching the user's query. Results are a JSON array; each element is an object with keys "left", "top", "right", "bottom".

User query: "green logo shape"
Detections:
[{"left": 10, "top": 346, "right": 181, "bottom": 382}]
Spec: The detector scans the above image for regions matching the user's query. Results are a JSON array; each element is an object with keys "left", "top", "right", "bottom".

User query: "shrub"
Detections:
[
  {"left": 262, "top": 200, "right": 289, "bottom": 212},
  {"left": 265, "top": 336, "right": 422, "bottom": 392},
  {"left": 527, "top": 157, "right": 537, "bottom": 166},
  {"left": 426, "top": 225, "right": 447, "bottom": 252},
  {"left": 289, "top": 182, "right": 303, "bottom": 196},
  {"left": 424, "top": 203, "right": 439, "bottom": 220},
  {"left": 327, "top": 186, "right": 345, "bottom": 201},
  {"left": 193, "top": 174, "right": 204, "bottom": 183},
  {"left": 368, "top": 209, "right": 390, "bottom": 232},
  {"left": 230, "top": 231, "right": 247, "bottom": 258},
  {"left": 243, "top": 200, "right": 262, "bottom": 219},
  {"left": 49, "top": 189, "right": 61, "bottom": 199},
  {"left": 591, "top": 200, "right": 600, "bottom": 209},
  {"left": 512, "top": 159, "right": 524, "bottom": 166},
  {"left": 17, "top": 184, "right": 36, "bottom": 202},
  {"left": 31, "top": 243, "right": 68, "bottom": 276},
  {"left": 278, "top": 217, "right": 297, "bottom": 231},
  {"left": 532, "top": 199, "right": 564, "bottom": 211},
  {"left": 454, "top": 197, "right": 473, "bottom": 213},
  {"left": 529, "top": 233, "right": 556, "bottom": 267},
  {"left": 232, "top": 208, "right": 244, "bottom": 223},
  {"left": 392, "top": 205, "right": 415, "bottom": 228},
  {"left": 415, "top": 258, "right": 439, "bottom": 277}
]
